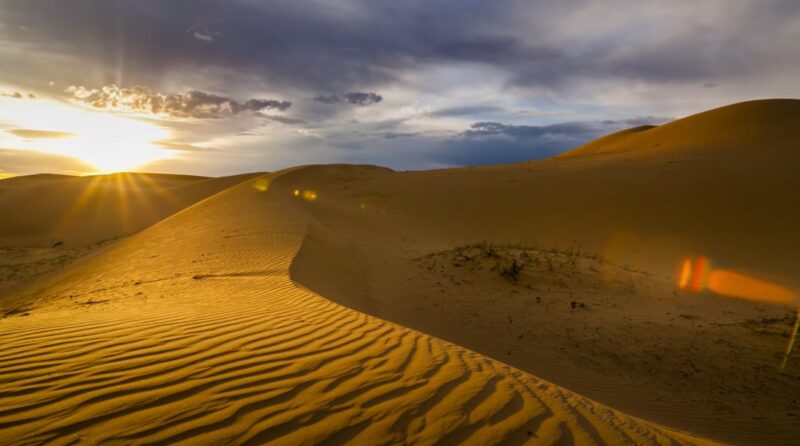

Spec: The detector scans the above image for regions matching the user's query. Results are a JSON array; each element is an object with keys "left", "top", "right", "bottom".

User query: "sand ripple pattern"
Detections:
[{"left": 0, "top": 176, "right": 711, "bottom": 445}]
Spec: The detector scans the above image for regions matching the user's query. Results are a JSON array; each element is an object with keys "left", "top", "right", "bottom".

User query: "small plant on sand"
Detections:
[{"left": 499, "top": 259, "right": 522, "bottom": 282}]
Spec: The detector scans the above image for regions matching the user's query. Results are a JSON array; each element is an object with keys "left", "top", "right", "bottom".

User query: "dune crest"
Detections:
[{"left": 561, "top": 99, "right": 800, "bottom": 158}]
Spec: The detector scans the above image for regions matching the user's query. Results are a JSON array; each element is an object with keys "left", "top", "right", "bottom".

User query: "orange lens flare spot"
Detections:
[
  {"left": 690, "top": 256, "right": 709, "bottom": 292},
  {"left": 708, "top": 270, "right": 797, "bottom": 304},
  {"left": 293, "top": 189, "right": 300, "bottom": 196},
  {"left": 678, "top": 258, "right": 692, "bottom": 289}
]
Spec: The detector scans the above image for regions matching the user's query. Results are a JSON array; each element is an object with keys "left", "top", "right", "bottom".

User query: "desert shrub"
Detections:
[{"left": 499, "top": 259, "right": 522, "bottom": 281}]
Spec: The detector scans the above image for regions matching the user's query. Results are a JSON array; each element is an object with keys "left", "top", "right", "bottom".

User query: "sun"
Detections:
[
  {"left": 60, "top": 113, "right": 172, "bottom": 173},
  {"left": 0, "top": 95, "right": 173, "bottom": 173}
]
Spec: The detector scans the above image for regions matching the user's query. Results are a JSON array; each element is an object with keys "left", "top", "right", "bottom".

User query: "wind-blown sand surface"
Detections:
[
  {"left": 1, "top": 99, "right": 798, "bottom": 444},
  {"left": 0, "top": 171, "right": 711, "bottom": 445}
]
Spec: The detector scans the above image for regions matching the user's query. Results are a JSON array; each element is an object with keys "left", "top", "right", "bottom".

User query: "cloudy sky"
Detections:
[{"left": 1, "top": 0, "right": 798, "bottom": 177}]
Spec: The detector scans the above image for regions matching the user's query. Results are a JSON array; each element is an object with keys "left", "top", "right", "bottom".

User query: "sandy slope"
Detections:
[
  {"left": 0, "top": 172, "right": 261, "bottom": 299},
  {"left": 560, "top": 99, "right": 800, "bottom": 158},
  {"left": 0, "top": 171, "right": 714, "bottom": 444},
  {"left": 282, "top": 100, "right": 800, "bottom": 444}
]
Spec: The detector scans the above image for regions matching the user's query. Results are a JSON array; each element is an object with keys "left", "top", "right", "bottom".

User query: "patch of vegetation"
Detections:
[
  {"left": 415, "top": 241, "right": 648, "bottom": 291},
  {"left": 499, "top": 258, "right": 522, "bottom": 281}
]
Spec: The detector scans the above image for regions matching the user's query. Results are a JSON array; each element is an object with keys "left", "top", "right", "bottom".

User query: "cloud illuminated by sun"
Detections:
[{"left": 0, "top": 94, "right": 173, "bottom": 173}]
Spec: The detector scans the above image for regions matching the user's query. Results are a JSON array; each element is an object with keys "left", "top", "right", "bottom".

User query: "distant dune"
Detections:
[
  {"left": 1, "top": 99, "right": 799, "bottom": 444},
  {"left": 0, "top": 172, "right": 263, "bottom": 299},
  {"left": 561, "top": 99, "right": 800, "bottom": 158},
  {"left": 0, "top": 172, "right": 262, "bottom": 246}
]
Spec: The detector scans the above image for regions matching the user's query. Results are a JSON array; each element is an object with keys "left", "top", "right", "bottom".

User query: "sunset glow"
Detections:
[{"left": 0, "top": 95, "right": 172, "bottom": 173}]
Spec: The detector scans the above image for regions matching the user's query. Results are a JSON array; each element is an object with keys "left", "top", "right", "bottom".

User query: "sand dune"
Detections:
[
  {"left": 0, "top": 172, "right": 261, "bottom": 298},
  {"left": 1, "top": 99, "right": 798, "bottom": 444},
  {"left": 560, "top": 99, "right": 800, "bottom": 158},
  {"left": 0, "top": 172, "right": 712, "bottom": 445},
  {"left": 281, "top": 100, "right": 800, "bottom": 444}
]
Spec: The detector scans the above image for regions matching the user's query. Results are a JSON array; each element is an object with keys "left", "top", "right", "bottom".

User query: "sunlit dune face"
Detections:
[{"left": 0, "top": 96, "right": 172, "bottom": 173}]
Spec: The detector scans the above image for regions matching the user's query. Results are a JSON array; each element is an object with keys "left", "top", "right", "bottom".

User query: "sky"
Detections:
[{"left": 1, "top": 0, "right": 799, "bottom": 177}]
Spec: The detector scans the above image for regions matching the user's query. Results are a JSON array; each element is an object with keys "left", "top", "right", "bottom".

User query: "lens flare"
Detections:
[
  {"left": 677, "top": 255, "right": 797, "bottom": 304},
  {"left": 302, "top": 190, "right": 318, "bottom": 201},
  {"left": 253, "top": 178, "right": 270, "bottom": 192},
  {"left": 677, "top": 254, "right": 799, "bottom": 371},
  {"left": 708, "top": 270, "right": 796, "bottom": 304},
  {"left": 291, "top": 189, "right": 318, "bottom": 202},
  {"left": 678, "top": 258, "right": 692, "bottom": 289},
  {"left": 690, "top": 256, "right": 710, "bottom": 292}
]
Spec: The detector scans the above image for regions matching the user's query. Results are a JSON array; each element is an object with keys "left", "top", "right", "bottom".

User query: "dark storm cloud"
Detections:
[
  {"left": 343, "top": 92, "right": 382, "bottom": 106},
  {"left": 257, "top": 114, "right": 309, "bottom": 125},
  {"left": 314, "top": 92, "right": 383, "bottom": 106},
  {"left": 66, "top": 84, "right": 291, "bottom": 119},
  {"left": 0, "top": 1, "right": 797, "bottom": 94},
  {"left": 431, "top": 117, "right": 670, "bottom": 166},
  {"left": 462, "top": 121, "right": 592, "bottom": 139},
  {"left": 313, "top": 95, "right": 341, "bottom": 105},
  {"left": 338, "top": 116, "right": 672, "bottom": 168},
  {"left": 600, "top": 116, "right": 669, "bottom": 127},
  {"left": 0, "top": 1, "right": 599, "bottom": 92}
]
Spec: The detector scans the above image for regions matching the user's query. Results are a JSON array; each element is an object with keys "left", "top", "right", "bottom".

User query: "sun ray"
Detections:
[
  {"left": 55, "top": 175, "right": 104, "bottom": 237},
  {"left": 114, "top": 173, "right": 133, "bottom": 233},
  {"left": 132, "top": 171, "right": 186, "bottom": 211}
]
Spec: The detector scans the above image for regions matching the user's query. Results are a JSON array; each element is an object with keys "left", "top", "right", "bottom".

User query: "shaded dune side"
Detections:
[{"left": 0, "top": 173, "right": 714, "bottom": 445}]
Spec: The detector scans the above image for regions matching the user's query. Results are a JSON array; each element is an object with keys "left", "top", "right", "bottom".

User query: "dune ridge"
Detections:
[
  {"left": 0, "top": 171, "right": 714, "bottom": 445},
  {"left": 561, "top": 99, "right": 800, "bottom": 158}
]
